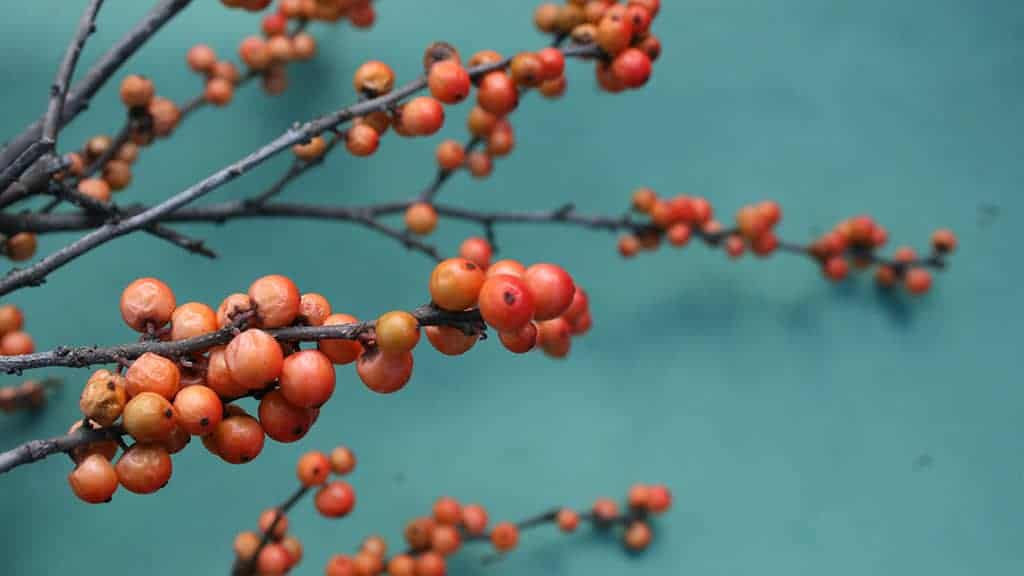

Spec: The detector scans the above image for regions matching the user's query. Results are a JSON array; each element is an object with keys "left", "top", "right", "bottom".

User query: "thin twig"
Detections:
[{"left": 231, "top": 485, "right": 312, "bottom": 576}]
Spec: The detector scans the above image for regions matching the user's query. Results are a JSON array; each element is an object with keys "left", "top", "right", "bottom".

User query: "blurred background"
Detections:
[{"left": 0, "top": 0, "right": 1020, "bottom": 574}]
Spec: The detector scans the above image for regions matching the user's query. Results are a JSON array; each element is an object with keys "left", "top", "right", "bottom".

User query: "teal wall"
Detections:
[{"left": 1, "top": 1, "right": 1020, "bottom": 574}]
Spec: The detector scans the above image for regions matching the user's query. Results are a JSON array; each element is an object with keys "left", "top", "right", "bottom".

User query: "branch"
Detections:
[
  {"left": 0, "top": 43, "right": 603, "bottom": 297},
  {"left": 0, "top": 0, "right": 106, "bottom": 192},
  {"left": 0, "top": 0, "right": 193, "bottom": 180},
  {"left": 231, "top": 485, "right": 312, "bottom": 576}
]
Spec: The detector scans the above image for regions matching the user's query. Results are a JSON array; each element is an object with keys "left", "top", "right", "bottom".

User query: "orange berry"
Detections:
[
  {"left": 298, "top": 293, "right": 332, "bottom": 326},
  {"left": 356, "top": 350, "right": 413, "bottom": 394},
  {"left": 125, "top": 352, "right": 181, "bottom": 400},
  {"left": 405, "top": 517, "right": 436, "bottom": 551},
  {"left": 278, "top": 349, "right": 336, "bottom": 408},
  {"left": 316, "top": 481, "right": 356, "bottom": 517},
  {"left": 405, "top": 202, "right": 439, "bottom": 235},
  {"left": 466, "top": 151, "right": 493, "bottom": 178},
  {"left": 318, "top": 313, "right": 364, "bottom": 365},
  {"left": 428, "top": 60, "right": 471, "bottom": 104},
  {"left": 204, "top": 77, "right": 234, "bottom": 106},
  {"left": 401, "top": 97, "right": 445, "bottom": 136},
  {"left": 537, "top": 318, "right": 571, "bottom": 358},
  {"left": 534, "top": 3, "right": 560, "bottom": 32},
  {"left": 429, "top": 258, "right": 486, "bottom": 311},
  {"left": 648, "top": 484, "right": 672, "bottom": 513},
  {"left": 258, "top": 388, "right": 315, "bottom": 443},
  {"left": 225, "top": 329, "right": 284, "bottom": 390},
  {"left": 596, "top": 8, "right": 634, "bottom": 55},
  {"left": 375, "top": 311, "right": 421, "bottom": 353},
  {"left": 116, "top": 443, "right": 172, "bottom": 494},
  {"left": 904, "top": 268, "right": 933, "bottom": 295},
  {"left": 431, "top": 524, "right": 461, "bottom": 556},
  {"left": 486, "top": 259, "right": 526, "bottom": 279},
  {"left": 172, "top": 385, "right": 223, "bottom": 435},
  {"left": 79, "top": 369, "right": 128, "bottom": 426},
  {"left": 123, "top": 392, "right": 177, "bottom": 443},
  {"left": 467, "top": 106, "right": 499, "bottom": 137},
  {"left": 330, "top": 446, "right": 356, "bottom": 475},
  {"left": 119, "top": 75, "right": 154, "bottom": 108},
  {"left": 170, "top": 302, "right": 218, "bottom": 341},
  {"left": 823, "top": 256, "right": 849, "bottom": 281},
  {"left": 293, "top": 135, "right": 327, "bottom": 160},
  {"left": 325, "top": 555, "right": 356, "bottom": 576},
  {"left": 212, "top": 408, "right": 265, "bottom": 464},
  {"left": 624, "top": 521, "right": 653, "bottom": 550},
  {"left": 628, "top": 484, "right": 650, "bottom": 509},
  {"left": 611, "top": 48, "right": 652, "bottom": 88},
  {"left": 436, "top": 140, "right": 465, "bottom": 170},
  {"left": 387, "top": 555, "right": 415, "bottom": 576},
  {"left": 120, "top": 277, "right": 176, "bottom": 332},
  {"left": 524, "top": 263, "right": 576, "bottom": 321},
  {"left": 68, "top": 454, "right": 119, "bottom": 504},
  {"left": 257, "top": 543, "right": 291, "bottom": 574},
  {"left": 498, "top": 322, "right": 537, "bottom": 354},
  {"left": 292, "top": 33, "right": 317, "bottom": 60},
  {"left": 593, "top": 497, "right": 619, "bottom": 521},
  {"left": 78, "top": 178, "right": 111, "bottom": 202},
  {"left": 556, "top": 508, "right": 579, "bottom": 532},
  {"left": 462, "top": 504, "right": 489, "bottom": 535},
  {"left": 425, "top": 325, "right": 478, "bottom": 356},
  {"left": 258, "top": 507, "right": 289, "bottom": 539},
  {"left": 618, "top": 234, "right": 640, "bottom": 258},
  {"left": 205, "top": 346, "right": 248, "bottom": 399},
  {"left": 239, "top": 36, "right": 271, "bottom": 70},
  {"left": 433, "top": 496, "right": 461, "bottom": 525},
  {"left": 490, "top": 522, "right": 519, "bottom": 552},
  {"left": 346, "top": 123, "right": 380, "bottom": 157},
  {"left": 477, "top": 72, "right": 519, "bottom": 116},
  {"left": 248, "top": 274, "right": 300, "bottom": 328},
  {"left": 186, "top": 44, "right": 217, "bottom": 73},
  {"left": 0, "top": 304, "right": 22, "bottom": 336},
  {"left": 4, "top": 232, "right": 36, "bottom": 261},
  {"left": 353, "top": 60, "right": 395, "bottom": 95},
  {"left": 931, "top": 229, "right": 957, "bottom": 253}
]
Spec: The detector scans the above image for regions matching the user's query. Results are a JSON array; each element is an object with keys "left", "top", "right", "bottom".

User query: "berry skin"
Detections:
[
  {"left": 498, "top": 322, "right": 538, "bottom": 354},
  {"left": 212, "top": 409, "right": 265, "bottom": 464},
  {"left": 823, "top": 256, "right": 849, "bottom": 281},
  {"left": 431, "top": 524, "right": 461, "bottom": 556},
  {"left": 467, "top": 106, "right": 499, "bottom": 137},
  {"left": 346, "top": 123, "right": 380, "bottom": 157},
  {"left": 293, "top": 136, "right": 327, "bottom": 160},
  {"left": 257, "top": 544, "right": 292, "bottom": 574},
  {"left": 510, "top": 52, "right": 544, "bottom": 87},
  {"left": 596, "top": 8, "right": 634, "bottom": 55},
  {"left": 78, "top": 178, "right": 111, "bottom": 202},
  {"left": 524, "top": 263, "right": 576, "bottom": 321},
  {"left": 123, "top": 392, "right": 177, "bottom": 443},
  {"left": 429, "top": 258, "right": 486, "bottom": 311},
  {"left": 466, "top": 151, "right": 493, "bottom": 178},
  {"left": 330, "top": 446, "right": 356, "bottom": 475},
  {"left": 562, "top": 287, "right": 589, "bottom": 323},
  {"left": 557, "top": 508, "right": 579, "bottom": 532},
  {"left": 225, "top": 329, "right": 284, "bottom": 390},
  {"left": 931, "top": 229, "right": 957, "bottom": 253},
  {"left": 120, "top": 278, "right": 176, "bottom": 332},
  {"left": 725, "top": 235, "right": 745, "bottom": 259},
  {"left": 479, "top": 274, "right": 536, "bottom": 333},
  {"left": 297, "top": 451, "right": 330, "bottom": 486},
  {"left": 292, "top": 33, "right": 317, "bottom": 60},
  {"left": 125, "top": 352, "right": 181, "bottom": 400},
  {"left": 459, "top": 237, "right": 492, "bottom": 269},
  {"left": 318, "top": 313, "right": 364, "bottom": 365},
  {"left": 258, "top": 389, "right": 316, "bottom": 443},
  {"left": 405, "top": 202, "right": 439, "bottom": 235},
  {"left": 667, "top": 223, "right": 692, "bottom": 247},
  {"left": 611, "top": 48, "right": 653, "bottom": 88},
  {"left": 477, "top": 72, "right": 519, "bottom": 116},
  {"left": 298, "top": 293, "right": 332, "bottom": 326},
  {"left": 425, "top": 326, "right": 478, "bottom": 356},
  {"left": 186, "top": 44, "right": 217, "bottom": 73},
  {"left": 316, "top": 481, "right": 356, "bottom": 518},
  {"left": 433, "top": 496, "right": 462, "bottom": 525},
  {"left": 116, "top": 444, "right": 173, "bottom": 494},
  {"left": 751, "top": 232, "right": 779, "bottom": 257},
  {"left": 647, "top": 484, "right": 673, "bottom": 513},
  {"left": 624, "top": 521, "right": 653, "bottom": 550},
  {"left": 258, "top": 508, "right": 289, "bottom": 539},
  {"left": 170, "top": 302, "right": 218, "bottom": 341},
  {"left": 119, "top": 75, "right": 154, "bottom": 108},
  {"left": 537, "top": 318, "right": 571, "bottom": 358},
  {"left": 356, "top": 350, "right": 414, "bottom": 394},
  {"left": 436, "top": 140, "right": 465, "bottom": 171},
  {"left": 462, "top": 504, "right": 489, "bottom": 535},
  {"left": 248, "top": 274, "right": 300, "bottom": 328},
  {"left": 536, "top": 47, "right": 566, "bottom": 81},
  {"left": 172, "top": 385, "right": 223, "bottom": 435},
  {"left": 490, "top": 522, "right": 519, "bottom": 552},
  {"left": 376, "top": 311, "right": 421, "bottom": 353},
  {"left": 401, "top": 97, "right": 445, "bottom": 136},
  {"left": 415, "top": 553, "right": 446, "bottom": 576},
  {"left": 539, "top": 75, "right": 567, "bottom": 98},
  {"left": 239, "top": 36, "right": 271, "bottom": 70},
  {"left": 487, "top": 123, "right": 515, "bottom": 157},
  {"left": 279, "top": 349, "right": 336, "bottom": 408},
  {"left": 216, "top": 293, "right": 255, "bottom": 329},
  {"left": 405, "top": 517, "right": 436, "bottom": 551},
  {"left": 68, "top": 454, "right": 119, "bottom": 504},
  {"left": 486, "top": 259, "right": 526, "bottom": 279},
  {"left": 736, "top": 205, "right": 768, "bottom": 239},
  {"left": 205, "top": 346, "right": 249, "bottom": 399},
  {"left": 904, "top": 268, "right": 933, "bottom": 295},
  {"left": 204, "top": 77, "right": 234, "bottom": 106},
  {"left": 428, "top": 60, "right": 471, "bottom": 104},
  {"left": 79, "top": 369, "right": 128, "bottom": 426}
]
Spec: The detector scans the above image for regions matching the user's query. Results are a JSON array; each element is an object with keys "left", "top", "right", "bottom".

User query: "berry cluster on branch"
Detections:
[{"left": 228, "top": 445, "right": 671, "bottom": 576}]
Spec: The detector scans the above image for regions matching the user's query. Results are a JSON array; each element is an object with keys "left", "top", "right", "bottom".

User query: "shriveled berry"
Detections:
[
  {"left": 298, "top": 293, "right": 332, "bottom": 326},
  {"left": 79, "top": 369, "right": 127, "bottom": 426},
  {"left": 120, "top": 277, "right": 176, "bottom": 332},
  {"left": 353, "top": 61, "right": 395, "bottom": 95},
  {"left": 248, "top": 274, "right": 300, "bottom": 328},
  {"left": 125, "top": 352, "right": 181, "bottom": 400}
]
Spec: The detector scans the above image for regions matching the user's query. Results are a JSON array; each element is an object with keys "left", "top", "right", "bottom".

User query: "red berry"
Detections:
[
  {"left": 557, "top": 509, "right": 579, "bottom": 532},
  {"left": 318, "top": 313, "right": 364, "bottom": 365},
  {"left": 401, "top": 97, "right": 445, "bottom": 136},
  {"left": 499, "top": 322, "right": 538, "bottom": 354},
  {"left": 356, "top": 350, "right": 413, "bottom": 394},
  {"left": 248, "top": 274, "right": 300, "bottom": 328},
  {"left": 297, "top": 450, "right": 330, "bottom": 486},
  {"left": 931, "top": 229, "right": 957, "bottom": 253},
  {"left": 462, "top": 504, "right": 489, "bottom": 535},
  {"left": 68, "top": 454, "right": 119, "bottom": 504},
  {"left": 258, "top": 389, "right": 316, "bottom": 443},
  {"left": 611, "top": 48, "right": 652, "bottom": 88},
  {"left": 477, "top": 72, "right": 519, "bottom": 116},
  {"left": 648, "top": 484, "right": 673, "bottom": 513},
  {"left": 212, "top": 409, "right": 265, "bottom": 464},
  {"left": 425, "top": 326, "right": 478, "bottom": 356},
  {"left": 536, "top": 318, "right": 571, "bottom": 358},
  {"left": 316, "top": 481, "right": 356, "bottom": 517},
  {"left": 225, "top": 329, "right": 284, "bottom": 390},
  {"left": 298, "top": 293, "right": 332, "bottom": 326},
  {"left": 436, "top": 140, "right": 465, "bottom": 170},
  {"left": 535, "top": 47, "right": 566, "bottom": 81},
  {"left": 116, "top": 444, "right": 172, "bottom": 494},
  {"left": 524, "top": 264, "right": 575, "bottom": 321},
  {"left": 172, "top": 385, "right": 223, "bottom": 435},
  {"left": 823, "top": 256, "right": 849, "bottom": 281},
  {"left": 904, "top": 268, "right": 933, "bottom": 295},
  {"left": 490, "top": 522, "right": 519, "bottom": 552},
  {"left": 458, "top": 237, "right": 492, "bottom": 269},
  {"left": 428, "top": 60, "right": 471, "bottom": 104},
  {"left": 429, "top": 258, "right": 486, "bottom": 311},
  {"left": 478, "top": 274, "right": 535, "bottom": 332}
]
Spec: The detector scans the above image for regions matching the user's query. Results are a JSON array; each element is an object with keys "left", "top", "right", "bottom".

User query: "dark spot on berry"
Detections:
[
  {"left": 106, "top": 381, "right": 115, "bottom": 391},
  {"left": 293, "top": 426, "right": 304, "bottom": 436},
  {"left": 312, "top": 467, "right": 319, "bottom": 475},
  {"left": 241, "top": 455, "right": 250, "bottom": 462},
  {"left": 464, "top": 261, "right": 478, "bottom": 270},
  {"left": 503, "top": 290, "right": 517, "bottom": 306},
  {"left": 200, "top": 417, "right": 209, "bottom": 427},
  {"left": 164, "top": 409, "right": 173, "bottom": 418}
]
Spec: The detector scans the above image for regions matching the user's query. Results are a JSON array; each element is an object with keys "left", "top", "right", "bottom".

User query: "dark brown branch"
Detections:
[
  {"left": 0, "top": 0, "right": 193, "bottom": 180},
  {"left": 0, "top": 43, "right": 602, "bottom": 296},
  {"left": 0, "top": 422, "right": 123, "bottom": 474}
]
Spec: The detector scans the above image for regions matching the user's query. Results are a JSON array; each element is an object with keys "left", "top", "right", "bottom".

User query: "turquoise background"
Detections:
[{"left": 0, "top": 0, "right": 1020, "bottom": 574}]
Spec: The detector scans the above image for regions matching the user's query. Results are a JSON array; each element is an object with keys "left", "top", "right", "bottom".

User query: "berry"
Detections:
[
  {"left": 466, "top": 151, "right": 493, "bottom": 178},
  {"left": 425, "top": 326, "right": 478, "bottom": 356},
  {"left": 467, "top": 106, "right": 499, "bottom": 137},
  {"left": 204, "top": 77, "right": 234, "bottom": 106},
  {"left": 346, "top": 124, "right": 380, "bottom": 157},
  {"left": 498, "top": 322, "right": 538, "bottom": 354},
  {"left": 462, "top": 504, "right": 489, "bottom": 535},
  {"left": 628, "top": 484, "right": 650, "bottom": 509},
  {"left": 536, "top": 47, "right": 566, "bottom": 81},
  {"left": 487, "top": 122, "right": 515, "bottom": 157},
  {"left": 316, "top": 481, "right": 356, "bottom": 517},
  {"left": 904, "top": 268, "right": 933, "bottom": 295},
  {"left": 931, "top": 229, "right": 957, "bottom": 253},
  {"left": 647, "top": 484, "right": 672, "bottom": 513},
  {"left": 486, "top": 259, "right": 526, "bottom": 279},
  {"left": 186, "top": 45, "right": 217, "bottom": 73},
  {"left": 458, "top": 237, "right": 492, "bottom": 269},
  {"left": 429, "top": 258, "right": 486, "bottom": 311},
  {"left": 823, "top": 256, "right": 849, "bottom": 281},
  {"left": 557, "top": 508, "right": 579, "bottom": 532},
  {"left": 78, "top": 178, "right": 111, "bottom": 202},
  {"left": 116, "top": 444, "right": 173, "bottom": 494},
  {"left": 225, "top": 329, "right": 284, "bottom": 389},
  {"left": 624, "top": 521, "right": 653, "bottom": 550},
  {"left": 170, "top": 302, "right": 218, "bottom": 340},
  {"left": 524, "top": 263, "right": 576, "bottom": 320},
  {"left": 593, "top": 497, "right": 619, "bottom": 521},
  {"left": 387, "top": 555, "right": 415, "bottom": 576},
  {"left": 125, "top": 352, "right": 181, "bottom": 400},
  {"left": 279, "top": 349, "right": 336, "bottom": 408},
  {"left": 611, "top": 48, "right": 652, "bottom": 88},
  {"left": 79, "top": 369, "right": 127, "bottom": 426},
  {"left": 292, "top": 33, "right": 317, "bottom": 60},
  {"left": 239, "top": 36, "right": 271, "bottom": 70},
  {"left": 432, "top": 524, "right": 461, "bottom": 556},
  {"left": 510, "top": 52, "right": 543, "bottom": 87},
  {"left": 318, "top": 313, "right": 364, "bottom": 365},
  {"left": 216, "top": 293, "right": 255, "bottom": 329},
  {"left": 293, "top": 136, "right": 327, "bottom": 160},
  {"left": 172, "top": 385, "right": 223, "bottom": 435},
  {"left": 120, "top": 278, "right": 176, "bottom": 332},
  {"left": 258, "top": 508, "right": 289, "bottom": 539},
  {"left": 123, "top": 392, "right": 177, "bottom": 443},
  {"left": 258, "top": 389, "right": 316, "bottom": 443},
  {"left": 68, "top": 454, "right": 118, "bottom": 504},
  {"left": 257, "top": 544, "right": 291, "bottom": 574},
  {"left": 297, "top": 451, "right": 330, "bottom": 486},
  {"left": 596, "top": 9, "right": 634, "bottom": 55},
  {"left": 405, "top": 202, "right": 439, "bottom": 235},
  {"left": 433, "top": 497, "right": 461, "bottom": 524},
  {"left": 618, "top": 235, "right": 640, "bottom": 258},
  {"left": 234, "top": 532, "right": 260, "bottom": 560},
  {"left": 299, "top": 293, "right": 332, "bottom": 326},
  {"left": 436, "top": 140, "right": 465, "bottom": 170},
  {"left": 212, "top": 409, "right": 265, "bottom": 464},
  {"left": 330, "top": 446, "right": 356, "bottom": 475},
  {"left": 353, "top": 61, "right": 395, "bottom": 95},
  {"left": 248, "top": 274, "right": 300, "bottom": 328},
  {"left": 667, "top": 223, "right": 692, "bottom": 247},
  {"left": 119, "top": 75, "right": 154, "bottom": 108},
  {"left": 477, "top": 72, "right": 519, "bottom": 116},
  {"left": 490, "top": 522, "right": 519, "bottom": 552},
  {"left": 428, "top": 60, "right": 471, "bottom": 104},
  {"left": 537, "top": 318, "right": 571, "bottom": 358},
  {"left": 206, "top": 346, "right": 248, "bottom": 399},
  {"left": 478, "top": 274, "right": 535, "bottom": 332},
  {"left": 0, "top": 330, "right": 33, "bottom": 355},
  {"left": 401, "top": 97, "right": 445, "bottom": 136},
  {"left": 356, "top": 350, "right": 413, "bottom": 394},
  {"left": 325, "top": 555, "right": 355, "bottom": 576}
]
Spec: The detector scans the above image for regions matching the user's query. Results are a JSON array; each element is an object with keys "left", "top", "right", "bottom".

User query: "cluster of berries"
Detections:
[
  {"left": 234, "top": 446, "right": 358, "bottom": 575},
  {"left": 222, "top": 0, "right": 376, "bottom": 26}
]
